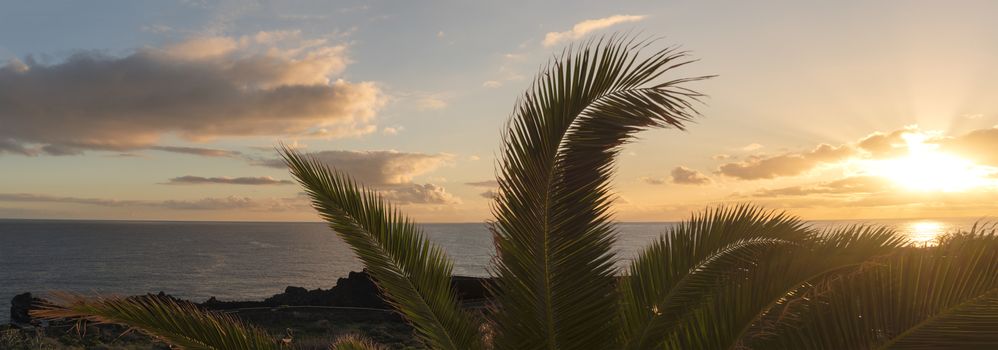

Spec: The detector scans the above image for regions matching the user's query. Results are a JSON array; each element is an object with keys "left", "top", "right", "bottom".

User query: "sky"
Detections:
[{"left": 1, "top": 0, "right": 997, "bottom": 222}]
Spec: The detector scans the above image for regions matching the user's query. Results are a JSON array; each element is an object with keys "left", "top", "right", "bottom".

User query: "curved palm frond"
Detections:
[
  {"left": 280, "top": 147, "right": 482, "bottom": 350},
  {"left": 329, "top": 334, "right": 386, "bottom": 350},
  {"left": 31, "top": 293, "right": 278, "bottom": 350},
  {"left": 660, "top": 225, "right": 906, "bottom": 349},
  {"left": 489, "top": 34, "right": 711, "bottom": 350},
  {"left": 619, "top": 205, "right": 808, "bottom": 349},
  {"left": 747, "top": 226, "right": 998, "bottom": 349}
]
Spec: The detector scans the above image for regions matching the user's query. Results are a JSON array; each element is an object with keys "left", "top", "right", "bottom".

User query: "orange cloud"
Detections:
[
  {"left": 718, "top": 144, "right": 855, "bottom": 180},
  {"left": 542, "top": 15, "right": 646, "bottom": 47},
  {"left": 670, "top": 166, "right": 712, "bottom": 185}
]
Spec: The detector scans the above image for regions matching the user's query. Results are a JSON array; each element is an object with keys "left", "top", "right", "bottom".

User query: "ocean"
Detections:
[{"left": 0, "top": 217, "right": 983, "bottom": 323}]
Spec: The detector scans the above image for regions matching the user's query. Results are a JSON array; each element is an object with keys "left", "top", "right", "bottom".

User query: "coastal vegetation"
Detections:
[{"left": 32, "top": 36, "right": 998, "bottom": 349}]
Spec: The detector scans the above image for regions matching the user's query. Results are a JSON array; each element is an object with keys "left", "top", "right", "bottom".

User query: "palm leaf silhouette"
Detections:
[
  {"left": 281, "top": 148, "right": 483, "bottom": 350},
  {"left": 32, "top": 293, "right": 278, "bottom": 350},
  {"left": 489, "top": 35, "right": 711, "bottom": 350},
  {"left": 31, "top": 34, "right": 998, "bottom": 350}
]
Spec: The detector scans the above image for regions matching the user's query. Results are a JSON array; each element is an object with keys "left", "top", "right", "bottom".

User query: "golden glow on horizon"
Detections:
[
  {"left": 908, "top": 221, "right": 944, "bottom": 245},
  {"left": 865, "top": 132, "right": 996, "bottom": 192}
]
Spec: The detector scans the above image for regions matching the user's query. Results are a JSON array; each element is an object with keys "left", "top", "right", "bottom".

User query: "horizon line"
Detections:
[{"left": 1, "top": 215, "right": 992, "bottom": 225}]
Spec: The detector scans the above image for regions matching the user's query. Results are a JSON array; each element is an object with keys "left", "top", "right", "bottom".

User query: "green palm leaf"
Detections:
[
  {"left": 619, "top": 205, "right": 808, "bottom": 350},
  {"left": 31, "top": 293, "right": 278, "bottom": 350},
  {"left": 661, "top": 224, "right": 906, "bottom": 349},
  {"left": 748, "top": 227, "right": 998, "bottom": 349},
  {"left": 489, "top": 35, "right": 711, "bottom": 350},
  {"left": 280, "top": 147, "right": 482, "bottom": 350},
  {"left": 329, "top": 334, "right": 386, "bottom": 350}
]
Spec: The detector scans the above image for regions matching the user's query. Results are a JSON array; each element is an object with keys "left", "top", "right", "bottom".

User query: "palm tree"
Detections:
[{"left": 34, "top": 35, "right": 998, "bottom": 350}]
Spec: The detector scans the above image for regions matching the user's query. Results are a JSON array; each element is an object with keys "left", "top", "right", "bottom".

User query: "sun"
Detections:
[{"left": 865, "top": 132, "right": 995, "bottom": 192}]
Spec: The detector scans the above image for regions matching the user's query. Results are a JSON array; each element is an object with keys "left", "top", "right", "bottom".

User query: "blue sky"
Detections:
[{"left": 2, "top": 1, "right": 997, "bottom": 222}]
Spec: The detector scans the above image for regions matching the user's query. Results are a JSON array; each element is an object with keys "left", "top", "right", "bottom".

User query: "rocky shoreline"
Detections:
[{"left": 2, "top": 271, "right": 491, "bottom": 349}]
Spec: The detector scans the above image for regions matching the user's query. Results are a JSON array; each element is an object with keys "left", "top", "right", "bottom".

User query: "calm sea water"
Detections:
[{"left": 0, "top": 218, "right": 983, "bottom": 323}]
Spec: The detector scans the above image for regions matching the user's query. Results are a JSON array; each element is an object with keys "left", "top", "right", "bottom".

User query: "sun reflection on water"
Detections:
[{"left": 907, "top": 221, "right": 944, "bottom": 245}]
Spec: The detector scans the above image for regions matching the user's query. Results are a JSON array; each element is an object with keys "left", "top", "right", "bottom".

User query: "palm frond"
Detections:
[
  {"left": 31, "top": 293, "right": 278, "bottom": 350},
  {"left": 281, "top": 147, "right": 482, "bottom": 350},
  {"left": 748, "top": 227, "right": 998, "bottom": 349},
  {"left": 660, "top": 225, "right": 905, "bottom": 349},
  {"left": 489, "top": 34, "right": 711, "bottom": 350},
  {"left": 329, "top": 334, "right": 385, "bottom": 350},
  {"left": 619, "top": 205, "right": 808, "bottom": 349}
]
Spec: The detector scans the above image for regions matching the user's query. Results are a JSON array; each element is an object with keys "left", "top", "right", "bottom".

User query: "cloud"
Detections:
[
  {"left": 0, "top": 33, "right": 384, "bottom": 156},
  {"left": 543, "top": 15, "right": 646, "bottom": 47},
  {"left": 381, "top": 126, "right": 403, "bottom": 135},
  {"left": 718, "top": 144, "right": 855, "bottom": 180},
  {"left": 465, "top": 180, "right": 499, "bottom": 187},
  {"left": 149, "top": 146, "right": 242, "bottom": 158},
  {"left": 158, "top": 196, "right": 259, "bottom": 210},
  {"left": 0, "top": 193, "right": 307, "bottom": 211},
  {"left": 739, "top": 143, "right": 763, "bottom": 152},
  {"left": 141, "top": 24, "right": 174, "bottom": 34},
  {"left": 380, "top": 183, "right": 461, "bottom": 205},
  {"left": 938, "top": 126, "right": 998, "bottom": 166},
  {"left": 716, "top": 126, "right": 998, "bottom": 182},
  {"left": 0, "top": 193, "right": 139, "bottom": 207},
  {"left": 415, "top": 96, "right": 448, "bottom": 111},
  {"left": 165, "top": 176, "right": 293, "bottom": 185},
  {"left": 640, "top": 176, "right": 667, "bottom": 185},
  {"left": 465, "top": 180, "right": 499, "bottom": 199},
  {"left": 857, "top": 128, "right": 913, "bottom": 158},
  {"left": 670, "top": 166, "right": 712, "bottom": 185},
  {"left": 0, "top": 138, "right": 36, "bottom": 156},
  {"left": 259, "top": 149, "right": 452, "bottom": 186},
  {"left": 258, "top": 149, "right": 460, "bottom": 205},
  {"left": 748, "top": 176, "right": 891, "bottom": 197},
  {"left": 482, "top": 80, "right": 503, "bottom": 88},
  {"left": 712, "top": 154, "right": 733, "bottom": 161}
]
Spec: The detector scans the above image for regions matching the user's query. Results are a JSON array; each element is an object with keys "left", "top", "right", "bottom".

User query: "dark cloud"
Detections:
[
  {"left": 464, "top": 180, "right": 499, "bottom": 200},
  {"left": 717, "top": 144, "right": 855, "bottom": 180},
  {"left": 670, "top": 166, "right": 712, "bottom": 185},
  {"left": 0, "top": 193, "right": 138, "bottom": 206},
  {"left": 150, "top": 146, "right": 242, "bottom": 158},
  {"left": 258, "top": 150, "right": 452, "bottom": 186},
  {"left": 0, "top": 193, "right": 308, "bottom": 211},
  {"left": 0, "top": 138, "right": 36, "bottom": 155},
  {"left": 166, "top": 176, "right": 293, "bottom": 185},
  {"left": 479, "top": 189, "right": 499, "bottom": 199},
  {"left": 0, "top": 35, "right": 382, "bottom": 156}
]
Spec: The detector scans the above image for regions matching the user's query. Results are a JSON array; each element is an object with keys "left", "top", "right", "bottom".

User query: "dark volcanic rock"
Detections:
[
  {"left": 452, "top": 275, "right": 491, "bottom": 300},
  {"left": 9, "top": 270, "right": 491, "bottom": 325},
  {"left": 255, "top": 270, "right": 490, "bottom": 309},
  {"left": 10, "top": 292, "right": 41, "bottom": 325},
  {"left": 262, "top": 271, "right": 388, "bottom": 308}
]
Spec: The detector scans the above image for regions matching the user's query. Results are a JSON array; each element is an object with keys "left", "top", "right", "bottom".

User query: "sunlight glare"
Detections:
[
  {"left": 908, "top": 221, "right": 944, "bottom": 245},
  {"left": 866, "top": 132, "right": 995, "bottom": 192}
]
